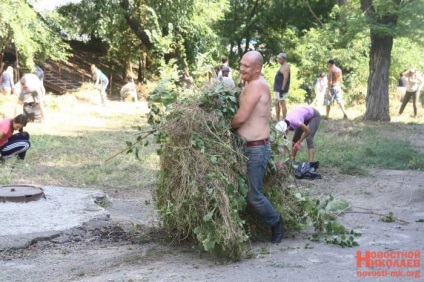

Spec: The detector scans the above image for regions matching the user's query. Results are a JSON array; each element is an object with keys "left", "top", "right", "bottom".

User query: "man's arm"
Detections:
[
  {"left": 417, "top": 73, "right": 424, "bottom": 91},
  {"left": 231, "top": 83, "right": 261, "bottom": 129}
]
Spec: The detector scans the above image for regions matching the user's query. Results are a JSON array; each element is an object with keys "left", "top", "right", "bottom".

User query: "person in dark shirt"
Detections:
[{"left": 273, "top": 53, "right": 290, "bottom": 120}]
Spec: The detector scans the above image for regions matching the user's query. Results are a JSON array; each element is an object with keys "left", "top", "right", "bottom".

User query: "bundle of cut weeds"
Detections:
[
  {"left": 148, "top": 82, "right": 300, "bottom": 260},
  {"left": 155, "top": 102, "right": 250, "bottom": 259}
]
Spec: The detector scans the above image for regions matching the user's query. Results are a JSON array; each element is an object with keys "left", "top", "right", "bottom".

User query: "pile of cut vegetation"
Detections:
[{"left": 138, "top": 80, "right": 358, "bottom": 260}]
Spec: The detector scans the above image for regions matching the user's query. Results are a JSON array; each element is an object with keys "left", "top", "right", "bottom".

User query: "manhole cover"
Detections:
[{"left": 0, "top": 185, "right": 45, "bottom": 203}]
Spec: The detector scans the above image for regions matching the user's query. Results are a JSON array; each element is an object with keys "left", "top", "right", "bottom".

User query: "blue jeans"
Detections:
[{"left": 244, "top": 143, "right": 280, "bottom": 227}]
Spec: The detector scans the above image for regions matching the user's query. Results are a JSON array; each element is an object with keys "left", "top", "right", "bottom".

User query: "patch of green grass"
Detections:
[
  {"left": 304, "top": 120, "right": 424, "bottom": 174},
  {"left": 0, "top": 97, "right": 157, "bottom": 190}
]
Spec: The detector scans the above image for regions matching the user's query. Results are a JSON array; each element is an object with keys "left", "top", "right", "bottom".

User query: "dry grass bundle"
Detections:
[
  {"left": 148, "top": 83, "right": 342, "bottom": 259},
  {"left": 154, "top": 101, "right": 250, "bottom": 259}
]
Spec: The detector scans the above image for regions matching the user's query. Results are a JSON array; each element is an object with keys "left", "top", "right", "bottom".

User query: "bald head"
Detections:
[
  {"left": 240, "top": 51, "right": 263, "bottom": 82},
  {"left": 244, "top": 51, "right": 263, "bottom": 67}
]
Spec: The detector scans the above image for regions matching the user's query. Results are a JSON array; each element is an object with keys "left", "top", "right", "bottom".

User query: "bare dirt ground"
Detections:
[{"left": 1, "top": 99, "right": 423, "bottom": 282}]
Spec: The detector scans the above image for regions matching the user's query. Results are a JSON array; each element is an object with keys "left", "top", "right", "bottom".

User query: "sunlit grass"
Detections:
[
  {"left": 0, "top": 91, "right": 158, "bottom": 190},
  {"left": 1, "top": 90, "right": 423, "bottom": 188},
  {"left": 292, "top": 98, "right": 424, "bottom": 174}
]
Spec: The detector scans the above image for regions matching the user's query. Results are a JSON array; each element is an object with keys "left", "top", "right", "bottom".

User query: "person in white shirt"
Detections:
[
  {"left": 219, "top": 66, "right": 235, "bottom": 90},
  {"left": 14, "top": 74, "right": 46, "bottom": 122},
  {"left": 311, "top": 72, "right": 327, "bottom": 110},
  {"left": 398, "top": 67, "right": 423, "bottom": 117},
  {"left": 120, "top": 82, "right": 138, "bottom": 103}
]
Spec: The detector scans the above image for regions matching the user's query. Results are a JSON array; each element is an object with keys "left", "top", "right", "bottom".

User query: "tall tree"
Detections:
[
  {"left": 360, "top": 0, "right": 424, "bottom": 121},
  {"left": 56, "top": 0, "right": 226, "bottom": 81},
  {"left": 215, "top": 0, "right": 335, "bottom": 66},
  {"left": 361, "top": 0, "right": 398, "bottom": 121}
]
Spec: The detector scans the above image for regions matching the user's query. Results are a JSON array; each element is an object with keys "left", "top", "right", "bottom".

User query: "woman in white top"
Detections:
[
  {"left": 312, "top": 72, "right": 327, "bottom": 107},
  {"left": 398, "top": 67, "right": 423, "bottom": 117}
]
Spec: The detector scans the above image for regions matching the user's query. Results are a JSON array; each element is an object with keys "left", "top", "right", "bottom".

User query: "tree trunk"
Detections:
[
  {"left": 361, "top": 0, "right": 400, "bottom": 121},
  {"left": 138, "top": 55, "right": 144, "bottom": 83},
  {"left": 364, "top": 31, "right": 393, "bottom": 121}
]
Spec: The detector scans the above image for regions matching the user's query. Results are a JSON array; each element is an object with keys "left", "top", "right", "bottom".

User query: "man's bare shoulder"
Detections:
[
  {"left": 244, "top": 78, "right": 268, "bottom": 95},
  {"left": 246, "top": 77, "right": 266, "bottom": 87}
]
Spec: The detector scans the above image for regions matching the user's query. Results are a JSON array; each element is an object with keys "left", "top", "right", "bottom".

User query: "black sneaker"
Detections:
[{"left": 271, "top": 216, "right": 284, "bottom": 244}]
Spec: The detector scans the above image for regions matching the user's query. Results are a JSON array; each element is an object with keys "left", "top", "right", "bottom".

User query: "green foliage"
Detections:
[
  {"left": 56, "top": 0, "right": 226, "bottom": 82},
  {"left": 379, "top": 211, "right": 395, "bottom": 223},
  {"left": 0, "top": 0, "right": 70, "bottom": 66},
  {"left": 56, "top": 0, "right": 162, "bottom": 79},
  {"left": 41, "top": 0, "right": 424, "bottom": 109},
  {"left": 215, "top": 0, "right": 335, "bottom": 62},
  {"left": 361, "top": 0, "right": 424, "bottom": 40},
  {"left": 291, "top": 6, "right": 370, "bottom": 106},
  {"left": 142, "top": 0, "right": 228, "bottom": 75},
  {"left": 390, "top": 38, "right": 424, "bottom": 89},
  {"left": 281, "top": 192, "right": 360, "bottom": 247},
  {"left": 324, "top": 233, "right": 361, "bottom": 248}
]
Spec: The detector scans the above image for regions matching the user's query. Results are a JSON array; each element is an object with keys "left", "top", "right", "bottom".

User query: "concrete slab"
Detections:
[{"left": 0, "top": 186, "right": 109, "bottom": 250}]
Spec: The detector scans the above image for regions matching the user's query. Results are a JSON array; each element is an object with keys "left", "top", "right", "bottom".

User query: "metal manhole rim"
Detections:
[{"left": 0, "top": 184, "right": 46, "bottom": 203}]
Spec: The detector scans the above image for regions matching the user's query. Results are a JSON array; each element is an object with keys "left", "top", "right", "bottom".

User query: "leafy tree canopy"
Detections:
[{"left": 0, "top": 0, "right": 69, "bottom": 69}]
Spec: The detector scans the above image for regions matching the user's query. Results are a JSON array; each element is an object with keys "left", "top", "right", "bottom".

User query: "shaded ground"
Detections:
[
  {"left": 1, "top": 168, "right": 423, "bottom": 282},
  {"left": 0, "top": 101, "right": 423, "bottom": 282}
]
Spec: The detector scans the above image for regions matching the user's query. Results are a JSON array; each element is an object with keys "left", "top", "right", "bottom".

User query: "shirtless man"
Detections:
[
  {"left": 326, "top": 59, "right": 348, "bottom": 119},
  {"left": 231, "top": 51, "right": 283, "bottom": 244}
]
